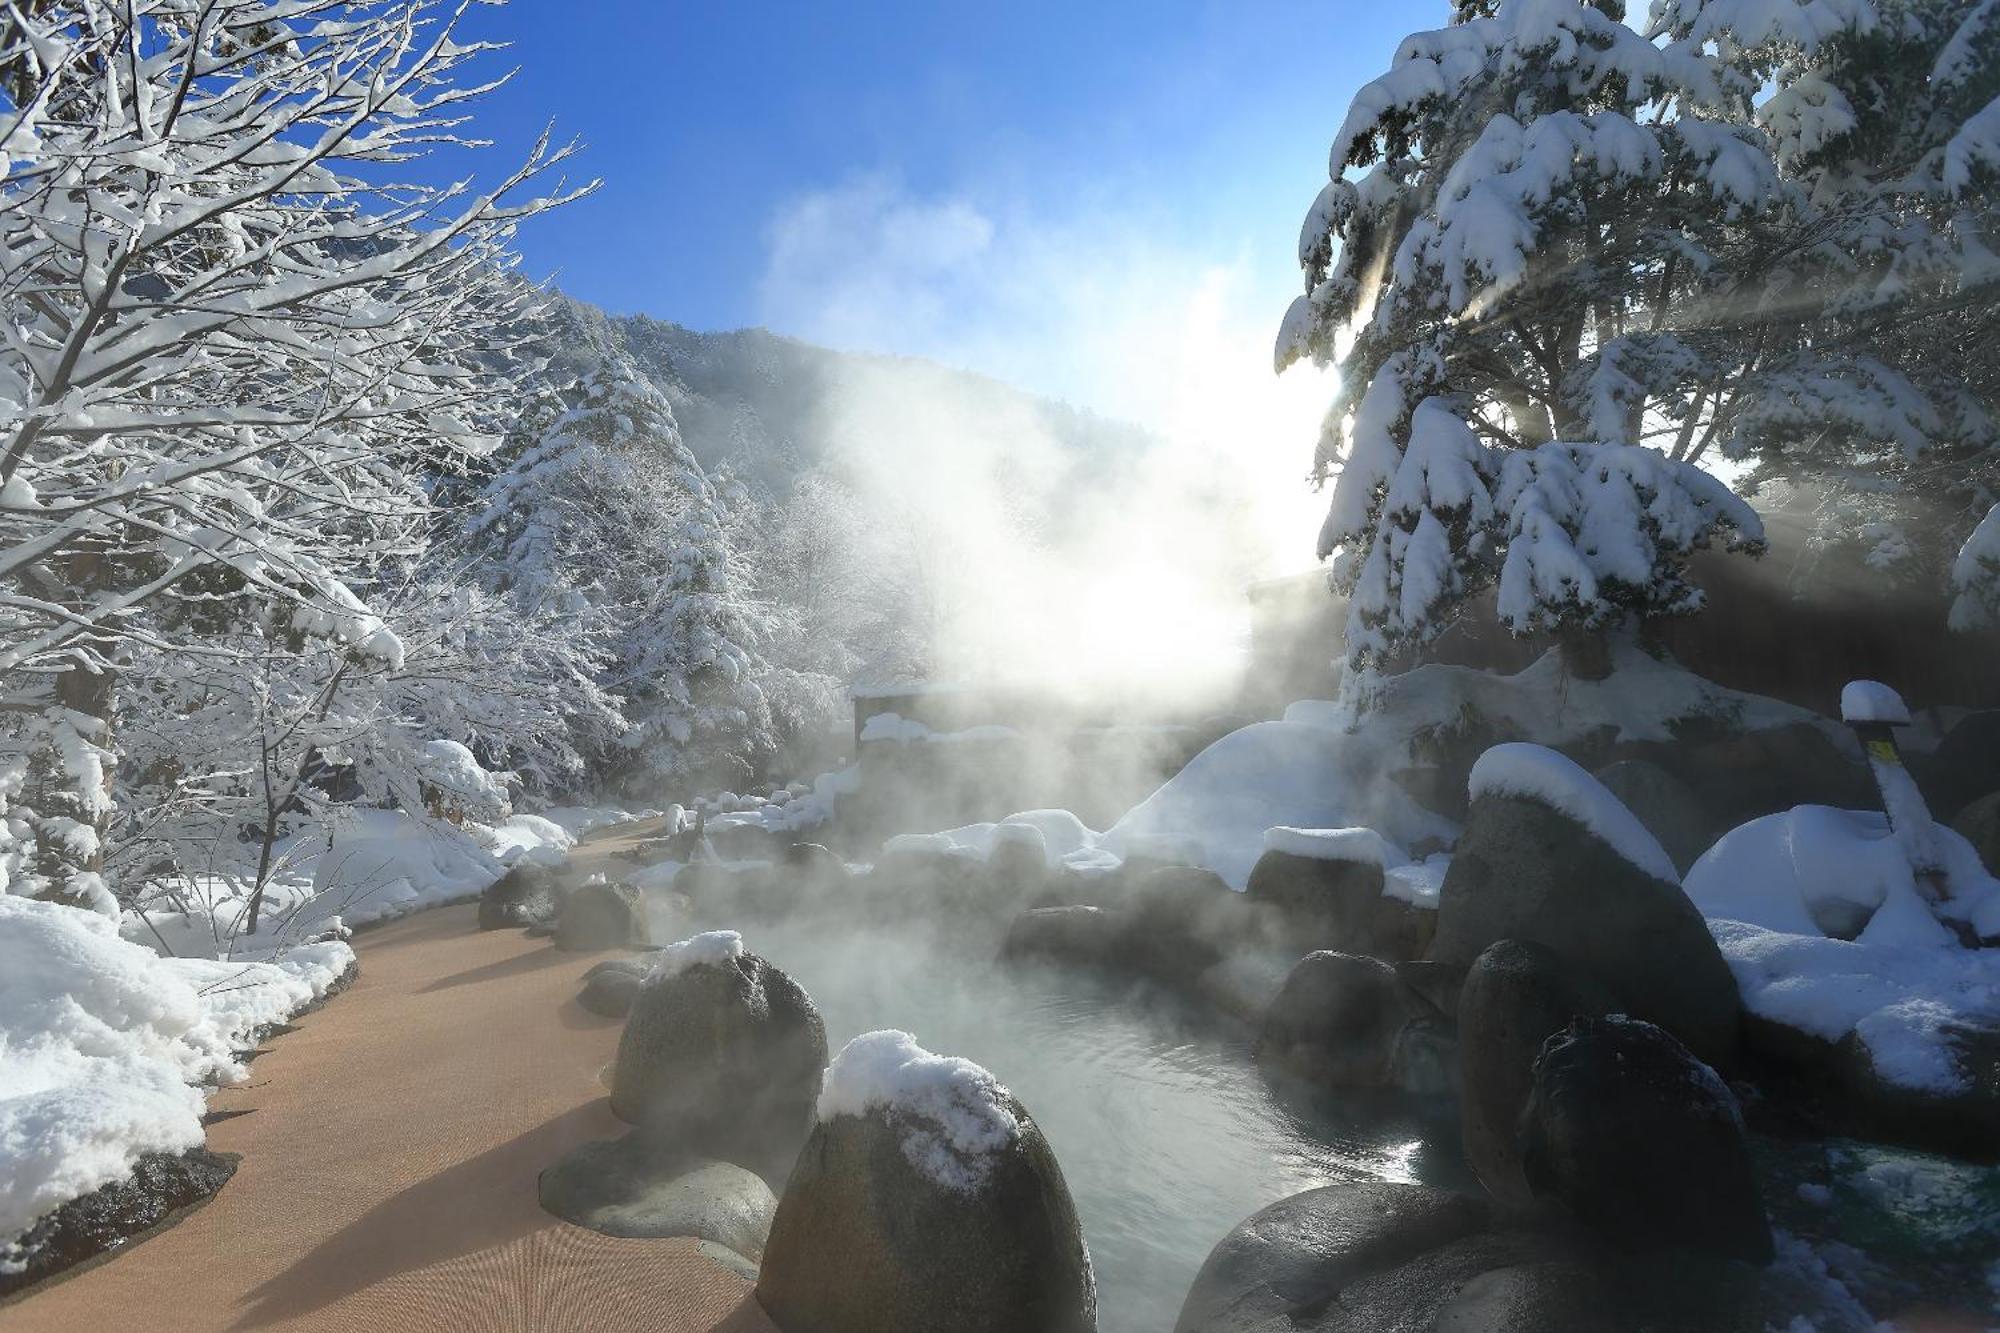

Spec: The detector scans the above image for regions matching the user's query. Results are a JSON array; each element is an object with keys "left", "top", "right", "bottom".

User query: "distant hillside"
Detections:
[{"left": 538, "top": 296, "right": 1159, "bottom": 503}]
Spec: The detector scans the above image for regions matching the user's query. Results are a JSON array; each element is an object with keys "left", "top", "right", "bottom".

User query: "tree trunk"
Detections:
[
  {"left": 1556, "top": 624, "right": 1615, "bottom": 681},
  {"left": 26, "top": 546, "right": 119, "bottom": 909}
]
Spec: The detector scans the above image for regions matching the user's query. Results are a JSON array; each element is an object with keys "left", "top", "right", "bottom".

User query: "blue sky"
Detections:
[{"left": 453, "top": 1, "right": 1421, "bottom": 361}]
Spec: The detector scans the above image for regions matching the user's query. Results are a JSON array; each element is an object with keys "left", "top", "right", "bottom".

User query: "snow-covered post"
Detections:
[{"left": 1840, "top": 680, "right": 1945, "bottom": 903}]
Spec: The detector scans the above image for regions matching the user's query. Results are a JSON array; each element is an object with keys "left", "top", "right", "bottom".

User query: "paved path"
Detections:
[{"left": 8, "top": 904, "right": 778, "bottom": 1332}]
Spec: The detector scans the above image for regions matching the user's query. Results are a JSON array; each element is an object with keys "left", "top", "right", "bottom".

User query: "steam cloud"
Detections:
[{"left": 758, "top": 173, "right": 1334, "bottom": 704}]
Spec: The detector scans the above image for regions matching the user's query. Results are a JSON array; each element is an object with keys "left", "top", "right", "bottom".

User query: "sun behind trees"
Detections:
[{"left": 1281, "top": 0, "right": 2000, "bottom": 672}]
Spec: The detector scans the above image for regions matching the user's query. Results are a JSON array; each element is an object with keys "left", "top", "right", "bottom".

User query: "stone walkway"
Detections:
[{"left": 7, "top": 903, "right": 777, "bottom": 1332}]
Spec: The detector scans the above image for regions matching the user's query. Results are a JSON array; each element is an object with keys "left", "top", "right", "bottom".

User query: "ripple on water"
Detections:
[{"left": 714, "top": 918, "right": 1455, "bottom": 1333}]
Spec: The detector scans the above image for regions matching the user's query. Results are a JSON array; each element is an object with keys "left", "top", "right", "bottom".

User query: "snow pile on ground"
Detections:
[
  {"left": 1263, "top": 825, "right": 1409, "bottom": 868},
  {"left": 649, "top": 930, "right": 745, "bottom": 981},
  {"left": 1690, "top": 806, "right": 2000, "bottom": 1093},
  {"left": 1102, "top": 719, "right": 1454, "bottom": 889},
  {"left": 1468, "top": 742, "right": 1680, "bottom": 884},
  {"left": 0, "top": 894, "right": 352, "bottom": 1270},
  {"left": 817, "top": 1029, "right": 1019, "bottom": 1193},
  {"left": 128, "top": 806, "right": 587, "bottom": 961},
  {"left": 1711, "top": 921, "right": 2000, "bottom": 1093},
  {"left": 696, "top": 765, "right": 859, "bottom": 837},
  {"left": 1687, "top": 807, "right": 2000, "bottom": 944}
]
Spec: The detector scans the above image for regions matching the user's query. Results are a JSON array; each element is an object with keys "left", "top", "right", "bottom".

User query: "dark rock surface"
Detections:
[
  {"left": 1917, "top": 711, "right": 2000, "bottom": 822},
  {"left": 477, "top": 861, "right": 569, "bottom": 931},
  {"left": 1172, "top": 1180, "right": 1489, "bottom": 1332},
  {"left": 538, "top": 1133, "right": 776, "bottom": 1259},
  {"left": 575, "top": 958, "right": 648, "bottom": 1017},
  {"left": 757, "top": 1089, "right": 1096, "bottom": 1333},
  {"left": 1245, "top": 848, "right": 1434, "bottom": 961},
  {"left": 1000, "top": 905, "right": 1117, "bottom": 965},
  {"left": 553, "top": 878, "right": 649, "bottom": 951},
  {"left": 1592, "top": 758, "right": 1719, "bottom": 875},
  {"left": 1255, "top": 951, "right": 1426, "bottom": 1090},
  {"left": 0, "top": 1149, "right": 239, "bottom": 1299},
  {"left": 1457, "top": 940, "right": 1617, "bottom": 1211},
  {"left": 1950, "top": 790, "right": 2000, "bottom": 877},
  {"left": 610, "top": 948, "right": 826, "bottom": 1184},
  {"left": 1431, "top": 793, "right": 1742, "bottom": 1064},
  {"left": 1522, "top": 1017, "right": 1772, "bottom": 1264}
]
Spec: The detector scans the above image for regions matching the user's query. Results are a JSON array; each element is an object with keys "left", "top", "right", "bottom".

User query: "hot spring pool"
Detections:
[{"left": 718, "top": 917, "right": 1461, "bottom": 1333}]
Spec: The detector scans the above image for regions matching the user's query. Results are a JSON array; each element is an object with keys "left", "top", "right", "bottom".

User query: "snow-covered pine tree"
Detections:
[
  {"left": 468, "top": 358, "right": 777, "bottom": 795},
  {"left": 1282, "top": 0, "right": 2000, "bottom": 668},
  {"left": 1281, "top": 0, "right": 1773, "bottom": 668},
  {"left": 0, "top": 1, "right": 585, "bottom": 906},
  {"left": 1649, "top": 0, "right": 2000, "bottom": 614}
]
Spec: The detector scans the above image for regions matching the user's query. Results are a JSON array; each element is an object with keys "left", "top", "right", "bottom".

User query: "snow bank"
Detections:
[
  {"left": 1262, "top": 826, "right": 1410, "bottom": 869},
  {"left": 487, "top": 812, "right": 574, "bottom": 864},
  {"left": 1104, "top": 720, "right": 1453, "bottom": 890},
  {"left": 818, "top": 1029, "right": 1019, "bottom": 1193},
  {"left": 1686, "top": 806, "right": 1999, "bottom": 946},
  {"left": 1468, "top": 742, "right": 1680, "bottom": 884},
  {"left": 649, "top": 930, "right": 745, "bottom": 982},
  {"left": 1710, "top": 920, "right": 2000, "bottom": 1093},
  {"left": 1, "top": 895, "right": 352, "bottom": 1269}
]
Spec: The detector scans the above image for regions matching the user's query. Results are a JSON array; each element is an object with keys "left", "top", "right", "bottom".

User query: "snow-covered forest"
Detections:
[{"left": 5, "top": 1, "right": 2000, "bottom": 1330}]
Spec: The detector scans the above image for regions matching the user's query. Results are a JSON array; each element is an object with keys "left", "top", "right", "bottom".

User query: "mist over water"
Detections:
[
  {"left": 763, "top": 173, "right": 1335, "bottom": 706},
  {"left": 727, "top": 915, "right": 1457, "bottom": 1333}
]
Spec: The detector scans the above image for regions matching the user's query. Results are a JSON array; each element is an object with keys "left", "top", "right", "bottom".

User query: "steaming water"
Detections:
[{"left": 731, "top": 918, "right": 1462, "bottom": 1333}]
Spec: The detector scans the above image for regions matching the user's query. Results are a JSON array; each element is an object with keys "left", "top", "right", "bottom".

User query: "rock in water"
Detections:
[
  {"left": 477, "top": 861, "right": 568, "bottom": 930},
  {"left": 1245, "top": 847, "right": 1433, "bottom": 961},
  {"left": 1255, "top": 951, "right": 1428, "bottom": 1090},
  {"left": 1457, "top": 940, "right": 1617, "bottom": 1210},
  {"left": 757, "top": 1030, "right": 1096, "bottom": 1333},
  {"left": 1172, "top": 1180, "right": 1489, "bottom": 1333},
  {"left": 611, "top": 932, "right": 826, "bottom": 1184},
  {"left": 538, "top": 1133, "right": 775, "bottom": 1260},
  {"left": 1432, "top": 792, "right": 1742, "bottom": 1064},
  {"left": 554, "top": 878, "right": 649, "bottom": 951},
  {"left": 1522, "top": 1017, "right": 1772, "bottom": 1264}
]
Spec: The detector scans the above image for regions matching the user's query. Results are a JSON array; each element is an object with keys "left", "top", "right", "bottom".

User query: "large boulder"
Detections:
[
  {"left": 1000, "top": 905, "right": 1118, "bottom": 966},
  {"left": 539, "top": 1133, "right": 776, "bottom": 1261},
  {"left": 1113, "top": 866, "right": 1261, "bottom": 989},
  {"left": 611, "top": 932, "right": 827, "bottom": 1184},
  {"left": 1244, "top": 841, "right": 1433, "bottom": 961},
  {"left": 1457, "top": 940, "right": 1617, "bottom": 1211},
  {"left": 477, "top": 861, "right": 568, "bottom": 930},
  {"left": 757, "top": 1030, "right": 1096, "bottom": 1333},
  {"left": 1665, "top": 721, "right": 1870, "bottom": 822},
  {"left": 1255, "top": 951, "right": 1441, "bottom": 1092},
  {"left": 576, "top": 958, "right": 648, "bottom": 1018},
  {"left": 1522, "top": 1017, "right": 1772, "bottom": 1264},
  {"left": 1172, "top": 1180, "right": 1490, "bottom": 1333},
  {"left": 1831, "top": 1017, "right": 2000, "bottom": 1162},
  {"left": 1432, "top": 790, "right": 1742, "bottom": 1064},
  {"left": 1950, "top": 790, "right": 2000, "bottom": 877},
  {"left": 1918, "top": 711, "right": 2000, "bottom": 822},
  {"left": 553, "top": 877, "right": 649, "bottom": 951},
  {"left": 1592, "top": 759, "right": 1719, "bottom": 875}
]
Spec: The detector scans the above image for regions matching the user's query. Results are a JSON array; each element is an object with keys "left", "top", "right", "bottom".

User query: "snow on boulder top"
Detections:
[
  {"left": 1263, "top": 826, "right": 1410, "bottom": 869},
  {"left": 648, "top": 930, "right": 746, "bottom": 982},
  {"left": 1468, "top": 742, "right": 1680, "bottom": 885},
  {"left": 817, "top": 1029, "right": 1020, "bottom": 1193},
  {"left": 1840, "top": 679, "right": 1911, "bottom": 726}
]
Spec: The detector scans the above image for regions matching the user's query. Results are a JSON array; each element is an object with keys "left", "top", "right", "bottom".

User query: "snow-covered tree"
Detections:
[
  {"left": 468, "top": 361, "right": 780, "bottom": 794},
  {"left": 1281, "top": 0, "right": 1998, "bottom": 666},
  {"left": 0, "top": 1, "right": 587, "bottom": 904}
]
